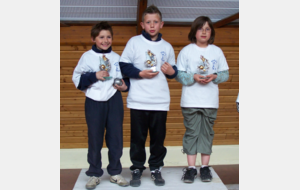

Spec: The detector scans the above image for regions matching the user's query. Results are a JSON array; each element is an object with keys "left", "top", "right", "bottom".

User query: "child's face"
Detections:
[
  {"left": 195, "top": 22, "right": 211, "bottom": 47},
  {"left": 140, "top": 13, "right": 164, "bottom": 41},
  {"left": 92, "top": 30, "right": 112, "bottom": 50}
]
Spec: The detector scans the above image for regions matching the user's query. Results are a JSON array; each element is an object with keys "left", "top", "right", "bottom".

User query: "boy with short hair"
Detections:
[
  {"left": 119, "top": 5, "right": 178, "bottom": 187},
  {"left": 72, "top": 21, "right": 129, "bottom": 189}
]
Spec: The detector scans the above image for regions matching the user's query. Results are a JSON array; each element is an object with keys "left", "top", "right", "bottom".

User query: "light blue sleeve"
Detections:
[
  {"left": 175, "top": 70, "right": 195, "bottom": 86},
  {"left": 212, "top": 70, "right": 229, "bottom": 84}
]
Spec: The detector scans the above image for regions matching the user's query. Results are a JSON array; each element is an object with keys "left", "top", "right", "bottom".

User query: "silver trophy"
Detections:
[
  {"left": 99, "top": 55, "right": 112, "bottom": 80},
  {"left": 144, "top": 50, "right": 158, "bottom": 72},
  {"left": 113, "top": 78, "right": 123, "bottom": 86},
  {"left": 197, "top": 55, "right": 210, "bottom": 79}
]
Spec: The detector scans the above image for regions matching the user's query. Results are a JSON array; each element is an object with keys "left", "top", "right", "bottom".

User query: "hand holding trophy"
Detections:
[{"left": 99, "top": 55, "right": 112, "bottom": 80}]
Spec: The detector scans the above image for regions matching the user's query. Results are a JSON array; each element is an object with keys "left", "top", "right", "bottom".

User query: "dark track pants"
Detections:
[
  {"left": 85, "top": 91, "right": 124, "bottom": 177},
  {"left": 129, "top": 109, "right": 167, "bottom": 172}
]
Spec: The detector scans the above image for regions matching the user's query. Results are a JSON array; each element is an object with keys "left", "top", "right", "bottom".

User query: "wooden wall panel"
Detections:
[{"left": 60, "top": 25, "right": 239, "bottom": 149}]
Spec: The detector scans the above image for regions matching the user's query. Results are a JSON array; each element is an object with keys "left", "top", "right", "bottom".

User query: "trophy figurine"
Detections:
[
  {"left": 99, "top": 55, "right": 112, "bottom": 80},
  {"left": 197, "top": 55, "right": 210, "bottom": 79},
  {"left": 144, "top": 50, "right": 158, "bottom": 72},
  {"left": 113, "top": 78, "right": 123, "bottom": 86}
]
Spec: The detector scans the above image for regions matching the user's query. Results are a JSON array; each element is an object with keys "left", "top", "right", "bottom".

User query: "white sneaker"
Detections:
[
  {"left": 85, "top": 176, "right": 100, "bottom": 189},
  {"left": 110, "top": 174, "right": 129, "bottom": 187}
]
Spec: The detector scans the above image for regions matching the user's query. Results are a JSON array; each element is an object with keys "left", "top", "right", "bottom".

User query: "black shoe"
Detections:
[
  {"left": 130, "top": 169, "right": 142, "bottom": 187},
  {"left": 181, "top": 167, "right": 197, "bottom": 183},
  {"left": 151, "top": 169, "right": 165, "bottom": 186},
  {"left": 200, "top": 166, "right": 212, "bottom": 182}
]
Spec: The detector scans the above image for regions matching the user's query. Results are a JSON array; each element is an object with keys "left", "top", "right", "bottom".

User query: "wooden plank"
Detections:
[
  {"left": 60, "top": 67, "right": 75, "bottom": 75},
  {"left": 60, "top": 50, "right": 238, "bottom": 60},
  {"left": 60, "top": 110, "right": 239, "bottom": 122},
  {"left": 60, "top": 45, "right": 237, "bottom": 57},
  {"left": 159, "top": 27, "right": 239, "bottom": 46},
  {"left": 60, "top": 132, "right": 228, "bottom": 143},
  {"left": 60, "top": 89, "right": 239, "bottom": 98},
  {"left": 60, "top": 116, "right": 238, "bottom": 127},
  {"left": 60, "top": 94, "right": 238, "bottom": 103},
  {"left": 60, "top": 60, "right": 238, "bottom": 70},
  {"left": 61, "top": 25, "right": 238, "bottom": 46},
  {"left": 61, "top": 129, "right": 236, "bottom": 137},
  {"left": 60, "top": 138, "right": 239, "bottom": 148},
  {"left": 60, "top": 45, "right": 125, "bottom": 52},
  {"left": 60, "top": 103, "right": 237, "bottom": 112},
  {"left": 60, "top": 135, "right": 237, "bottom": 145},
  {"left": 60, "top": 25, "right": 136, "bottom": 46},
  {"left": 231, "top": 75, "right": 239, "bottom": 82},
  {"left": 60, "top": 45, "right": 238, "bottom": 53},
  {"left": 60, "top": 123, "right": 239, "bottom": 132},
  {"left": 60, "top": 127, "right": 238, "bottom": 137},
  {"left": 225, "top": 133, "right": 239, "bottom": 139},
  {"left": 60, "top": 81, "right": 239, "bottom": 90},
  {"left": 60, "top": 105, "right": 239, "bottom": 114}
]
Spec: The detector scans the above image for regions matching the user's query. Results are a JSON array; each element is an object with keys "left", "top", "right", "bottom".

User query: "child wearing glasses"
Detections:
[{"left": 175, "top": 16, "right": 229, "bottom": 183}]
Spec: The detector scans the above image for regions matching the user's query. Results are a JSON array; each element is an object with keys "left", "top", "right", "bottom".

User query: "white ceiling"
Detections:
[{"left": 60, "top": 0, "right": 239, "bottom": 23}]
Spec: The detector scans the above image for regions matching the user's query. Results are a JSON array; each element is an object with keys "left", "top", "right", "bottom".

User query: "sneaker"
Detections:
[
  {"left": 200, "top": 167, "right": 212, "bottom": 182},
  {"left": 110, "top": 174, "right": 129, "bottom": 187},
  {"left": 151, "top": 169, "right": 165, "bottom": 186},
  {"left": 181, "top": 167, "right": 197, "bottom": 183},
  {"left": 85, "top": 176, "right": 100, "bottom": 189},
  {"left": 130, "top": 169, "right": 142, "bottom": 187}
]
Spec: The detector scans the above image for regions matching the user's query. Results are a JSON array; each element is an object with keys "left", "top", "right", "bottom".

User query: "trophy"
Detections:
[
  {"left": 113, "top": 78, "right": 123, "bottom": 86},
  {"left": 144, "top": 50, "right": 158, "bottom": 72},
  {"left": 197, "top": 55, "right": 210, "bottom": 79},
  {"left": 99, "top": 55, "right": 112, "bottom": 80}
]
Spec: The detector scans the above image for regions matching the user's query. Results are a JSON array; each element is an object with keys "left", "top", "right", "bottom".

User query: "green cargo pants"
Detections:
[{"left": 181, "top": 108, "right": 218, "bottom": 155}]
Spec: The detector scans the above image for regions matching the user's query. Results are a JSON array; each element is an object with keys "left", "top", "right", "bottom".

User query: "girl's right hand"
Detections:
[
  {"left": 193, "top": 74, "right": 208, "bottom": 84},
  {"left": 96, "top": 71, "right": 109, "bottom": 81}
]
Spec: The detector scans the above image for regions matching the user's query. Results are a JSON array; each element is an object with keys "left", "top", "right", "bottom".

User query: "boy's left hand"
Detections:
[
  {"left": 200, "top": 74, "right": 217, "bottom": 84},
  {"left": 113, "top": 79, "right": 128, "bottom": 91},
  {"left": 161, "top": 62, "right": 175, "bottom": 75}
]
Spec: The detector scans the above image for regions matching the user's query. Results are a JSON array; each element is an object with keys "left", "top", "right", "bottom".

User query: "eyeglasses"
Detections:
[{"left": 199, "top": 28, "right": 211, "bottom": 33}]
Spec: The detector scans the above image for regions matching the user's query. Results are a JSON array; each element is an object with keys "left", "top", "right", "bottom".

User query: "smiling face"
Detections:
[
  {"left": 195, "top": 22, "right": 211, "bottom": 47},
  {"left": 140, "top": 13, "right": 164, "bottom": 41},
  {"left": 92, "top": 30, "right": 112, "bottom": 50}
]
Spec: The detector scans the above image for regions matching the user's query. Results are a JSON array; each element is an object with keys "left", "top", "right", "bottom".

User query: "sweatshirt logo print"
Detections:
[
  {"left": 211, "top": 59, "right": 217, "bottom": 71},
  {"left": 114, "top": 62, "right": 120, "bottom": 72},
  {"left": 160, "top": 51, "right": 166, "bottom": 63}
]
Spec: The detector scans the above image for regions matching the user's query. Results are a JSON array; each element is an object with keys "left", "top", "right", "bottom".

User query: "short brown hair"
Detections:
[
  {"left": 91, "top": 21, "right": 113, "bottom": 40},
  {"left": 188, "top": 16, "right": 215, "bottom": 44},
  {"left": 142, "top": 5, "right": 162, "bottom": 21}
]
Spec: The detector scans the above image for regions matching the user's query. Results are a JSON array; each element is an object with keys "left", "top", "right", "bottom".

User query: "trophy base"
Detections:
[
  {"left": 199, "top": 75, "right": 208, "bottom": 79},
  {"left": 103, "top": 76, "right": 112, "bottom": 80},
  {"left": 150, "top": 67, "right": 158, "bottom": 73}
]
